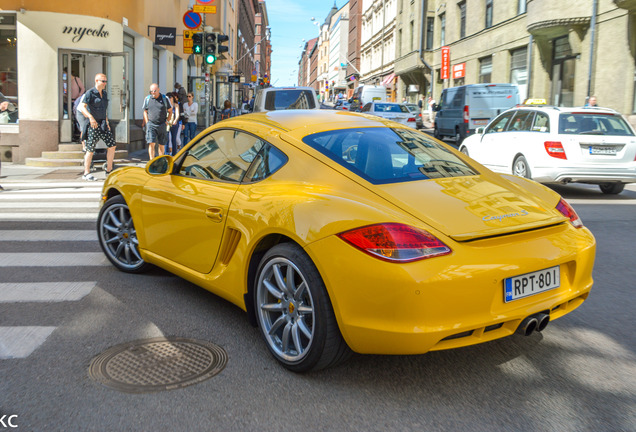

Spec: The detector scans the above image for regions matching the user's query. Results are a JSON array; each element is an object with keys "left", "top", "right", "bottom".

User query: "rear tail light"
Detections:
[
  {"left": 463, "top": 105, "right": 469, "bottom": 123},
  {"left": 545, "top": 141, "right": 567, "bottom": 160},
  {"left": 408, "top": 117, "right": 416, "bottom": 122},
  {"left": 556, "top": 198, "right": 583, "bottom": 228},
  {"left": 337, "top": 223, "right": 451, "bottom": 262}
]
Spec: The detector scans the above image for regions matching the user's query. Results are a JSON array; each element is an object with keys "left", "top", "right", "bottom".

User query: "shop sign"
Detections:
[
  {"left": 441, "top": 46, "right": 450, "bottom": 80},
  {"left": 62, "top": 24, "right": 110, "bottom": 43},
  {"left": 155, "top": 27, "right": 176, "bottom": 46},
  {"left": 228, "top": 75, "right": 241, "bottom": 83},
  {"left": 452, "top": 63, "right": 465, "bottom": 79}
]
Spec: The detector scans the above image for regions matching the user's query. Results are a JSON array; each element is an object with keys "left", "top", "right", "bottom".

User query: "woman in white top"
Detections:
[{"left": 183, "top": 92, "right": 199, "bottom": 145}]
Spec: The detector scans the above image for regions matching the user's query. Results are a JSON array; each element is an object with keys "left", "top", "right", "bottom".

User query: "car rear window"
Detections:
[
  {"left": 264, "top": 90, "right": 317, "bottom": 110},
  {"left": 374, "top": 103, "right": 409, "bottom": 113},
  {"left": 558, "top": 113, "right": 635, "bottom": 136},
  {"left": 302, "top": 127, "right": 478, "bottom": 185}
]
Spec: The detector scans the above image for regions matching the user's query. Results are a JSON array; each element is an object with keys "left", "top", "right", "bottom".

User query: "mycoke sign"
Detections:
[{"left": 62, "top": 24, "right": 110, "bottom": 43}]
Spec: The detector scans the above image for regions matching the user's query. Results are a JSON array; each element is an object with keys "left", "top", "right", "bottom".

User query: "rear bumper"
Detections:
[{"left": 532, "top": 165, "right": 636, "bottom": 184}]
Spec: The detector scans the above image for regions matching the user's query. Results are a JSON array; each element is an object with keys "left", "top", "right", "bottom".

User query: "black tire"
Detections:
[
  {"left": 455, "top": 127, "right": 464, "bottom": 145},
  {"left": 254, "top": 243, "right": 351, "bottom": 372},
  {"left": 433, "top": 125, "right": 441, "bottom": 140},
  {"left": 599, "top": 182, "right": 625, "bottom": 195},
  {"left": 97, "top": 195, "right": 151, "bottom": 273},
  {"left": 513, "top": 155, "right": 532, "bottom": 179}
]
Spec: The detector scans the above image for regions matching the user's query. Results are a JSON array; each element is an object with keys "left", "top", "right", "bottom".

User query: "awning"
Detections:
[{"left": 381, "top": 73, "right": 396, "bottom": 86}]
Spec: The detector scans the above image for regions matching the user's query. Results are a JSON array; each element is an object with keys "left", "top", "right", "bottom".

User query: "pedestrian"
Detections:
[
  {"left": 584, "top": 96, "right": 598, "bottom": 107},
  {"left": 174, "top": 83, "right": 187, "bottom": 105},
  {"left": 182, "top": 92, "right": 198, "bottom": 145},
  {"left": 77, "top": 73, "right": 116, "bottom": 181},
  {"left": 220, "top": 100, "right": 236, "bottom": 120},
  {"left": 249, "top": 95, "right": 255, "bottom": 111},
  {"left": 427, "top": 96, "right": 436, "bottom": 125},
  {"left": 165, "top": 92, "right": 180, "bottom": 156},
  {"left": 142, "top": 83, "right": 172, "bottom": 160}
]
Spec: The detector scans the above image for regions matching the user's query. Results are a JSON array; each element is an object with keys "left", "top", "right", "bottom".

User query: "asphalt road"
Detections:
[{"left": 0, "top": 185, "right": 635, "bottom": 431}]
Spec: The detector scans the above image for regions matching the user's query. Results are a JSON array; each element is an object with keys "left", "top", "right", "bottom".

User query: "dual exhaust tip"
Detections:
[{"left": 516, "top": 313, "right": 550, "bottom": 336}]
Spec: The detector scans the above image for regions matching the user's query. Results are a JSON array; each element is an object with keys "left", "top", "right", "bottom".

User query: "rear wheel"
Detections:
[
  {"left": 459, "top": 146, "right": 469, "bottom": 156},
  {"left": 254, "top": 243, "right": 351, "bottom": 372},
  {"left": 433, "top": 125, "right": 441, "bottom": 140},
  {"left": 599, "top": 182, "right": 625, "bottom": 195},
  {"left": 513, "top": 155, "right": 531, "bottom": 179}
]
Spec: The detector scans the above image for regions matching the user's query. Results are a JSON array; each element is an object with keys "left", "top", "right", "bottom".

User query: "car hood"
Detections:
[{"left": 372, "top": 174, "right": 566, "bottom": 241}]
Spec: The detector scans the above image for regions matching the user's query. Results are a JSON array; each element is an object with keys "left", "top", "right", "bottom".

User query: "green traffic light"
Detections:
[
  {"left": 205, "top": 54, "right": 216, "bottom": 64},
  {"left": 193, "top": 44, "right": 202, "bottom": 54}
]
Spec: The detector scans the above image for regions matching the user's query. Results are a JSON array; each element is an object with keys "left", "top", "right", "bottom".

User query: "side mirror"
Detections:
[
  {"left": 146, "top": 155, "right": 174, "bottom": 175},
  {"left": 476, "top": 127, "right": 485, "bottom": 135},
  {"left": 433, "top": 104, "right": 441, "bottom": 112}
]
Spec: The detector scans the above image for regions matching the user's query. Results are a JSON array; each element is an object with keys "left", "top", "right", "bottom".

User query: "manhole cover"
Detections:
[{"left": 88, "top": 337, "right": 228, "bottom": 393}]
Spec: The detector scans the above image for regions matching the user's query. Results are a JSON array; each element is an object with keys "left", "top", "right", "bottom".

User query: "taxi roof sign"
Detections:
[{"left": 523, "top": 98, "right": 547, "bottom": 105}]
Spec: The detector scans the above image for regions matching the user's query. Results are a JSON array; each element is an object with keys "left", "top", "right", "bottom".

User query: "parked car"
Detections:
[
  {"left": 334, "top": 100, "right": 351, "bottom": 111},
  {"left": 97, "top": 110, "right": 595, "bottom": 372},
  {"left": 360, "top": 101, "right": 417, "bottom": 129},
  {"left": 459, "top": 105, "right": 636, "bottom": 194},
  {"left": 404, "top": 103, "right": 423, "bottom": 129},
  {"left": 253, "top": 86, "right": 319, "bottom": 112},
  {"left": 434, "top": 83, "right": 520, "bottom": 144}
]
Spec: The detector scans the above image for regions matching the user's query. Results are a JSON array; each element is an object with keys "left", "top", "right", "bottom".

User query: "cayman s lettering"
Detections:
[{"left": 483, "top": 210, "right": 529, "bottom": 222}]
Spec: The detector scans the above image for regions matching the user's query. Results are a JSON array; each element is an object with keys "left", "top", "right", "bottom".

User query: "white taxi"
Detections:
[{"left": 459, "top": 105, "right": 636, "bottom": 194}]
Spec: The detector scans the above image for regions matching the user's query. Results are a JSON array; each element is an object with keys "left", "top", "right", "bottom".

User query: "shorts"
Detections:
[
  {"left": 85, "top": 120, "right": 116, "bottom": 152},
  {"left": 145, "top": 122, "right": 168, "bottom": 145}
]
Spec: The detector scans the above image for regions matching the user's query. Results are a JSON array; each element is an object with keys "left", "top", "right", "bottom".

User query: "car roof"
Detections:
[{"left": 509, "top": 105, "right": 620, "bottom": 115}]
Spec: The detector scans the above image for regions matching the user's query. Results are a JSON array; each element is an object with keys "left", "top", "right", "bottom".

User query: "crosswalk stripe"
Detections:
[
  {"left": 0, "top": 230, "right": 97, "bottom": 241},
  {"left": 0, "top": 193, "right": 101, "bottom": 200},
  {"left": 0, "top": 202, "right": 99, "bottom": 208},
  {"left": 0, "top": 282, "right": 96, "bottom": 302},
  {"left": 0, "top": 212, "right": 98, "bottom": 220},
  {"left": 0, "top": 252, "right": 110, "bottom": 267},
  {"left": 0, "top": 326, "right": 57, "bottom": 359}
]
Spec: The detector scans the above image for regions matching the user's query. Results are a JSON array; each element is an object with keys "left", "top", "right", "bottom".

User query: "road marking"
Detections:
[
  {"left": 0, "top": 201, "right": 99, "bottom": 208},
  {"left": 0, "top": 193, "right": 101, "bottom": 200},
  {"left": 0, "top": 230, "right": 97, "bottom": 241},
  {"left": 0, "top": 326, "right": 57, "bottom": 359},
  {"left": 0, "top": 253, "right": 110, "bottom": 267},
  {"left": 0, "top": 213, "right": 98, "bottom": 220},
  {"left": 0, "top": 282, "right": 96, "bottom": 302}
]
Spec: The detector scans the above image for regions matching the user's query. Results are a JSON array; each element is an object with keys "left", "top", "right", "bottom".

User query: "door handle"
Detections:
[{"left": 205, "top": 207, "right": 223, "bottom": 222}]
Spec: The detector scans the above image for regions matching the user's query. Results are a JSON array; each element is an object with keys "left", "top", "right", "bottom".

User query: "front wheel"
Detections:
[
  {"left": 513, "top": 155, "right": 532, "bottom": 179},
  {"left": 254, "top": 243, "right": 351, "bottom": 372},
  {"left": 599, "top": 182, "right": 625, "bottom": 195},
  {"left": 97, "top": 195, "right": 151, "bottom": 273}
]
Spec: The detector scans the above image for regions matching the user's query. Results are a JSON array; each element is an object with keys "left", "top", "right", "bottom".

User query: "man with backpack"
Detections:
[{"left": 142, "top": 83, "right": 172, "bottom": 160}]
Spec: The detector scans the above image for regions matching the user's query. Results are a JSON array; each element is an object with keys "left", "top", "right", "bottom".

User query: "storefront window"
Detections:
[
  {"left": 510, "top": 47, "right": 528, "bottom": 100},
  {"left": 0, "top": 14, "right": 18, "bottom": 124},
  {"left": 479, "top": 56, "right": 492, "bottom": 83}
]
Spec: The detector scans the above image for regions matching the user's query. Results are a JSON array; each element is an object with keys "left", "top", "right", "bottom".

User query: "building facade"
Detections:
[{"left": 360, "top": 0, "right": 397, "bottom": 100}]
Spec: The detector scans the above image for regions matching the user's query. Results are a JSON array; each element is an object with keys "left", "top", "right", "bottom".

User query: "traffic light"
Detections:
[
  {"left": 204, "top": 32, "right": 216, "bottom": 64},
  {"left": 192, "top": 32, "right": 203, "bottom": 55},
  {"left": 216, "top": 34, "right": 229, "bottom": 55}
]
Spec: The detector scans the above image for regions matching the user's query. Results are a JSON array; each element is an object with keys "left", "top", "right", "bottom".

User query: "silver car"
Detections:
[{"left": 360, "top": 102, "right": 417, "bottom": 129}]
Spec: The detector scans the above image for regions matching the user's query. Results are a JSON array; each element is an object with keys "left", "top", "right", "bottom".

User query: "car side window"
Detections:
[
  {"left": 508, "top": 111, "right": 535, "bottom": 132},
  {"left": 177, "top": 129, "right": 264, "bottom": 182},
  {"left": 532, "top": 112, "right": 550, "bottom": 132},
  {"left": 485, "top": 112, "right": 514, "bottom": 134},
  {"left": 243, "top": 143, "right": 289, "bottom": 182}
]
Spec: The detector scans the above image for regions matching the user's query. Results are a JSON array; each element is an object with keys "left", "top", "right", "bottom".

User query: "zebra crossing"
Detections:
[
  {"left": 0, "top": 181, "right": 103, "bottom": 220},
  {"left": 0, "top": 181, "right": 107, "bottom": 359}
]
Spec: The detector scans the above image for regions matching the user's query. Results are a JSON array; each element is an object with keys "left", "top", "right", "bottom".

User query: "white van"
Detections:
[
  {"left": 253, "top": 87, "right": 320, "bottom": 112},
  {"left": 433, "top": 83, "right": 520, "bottom": 144},
  {"left": 350, "top": 85, "right": 387, "bottom": 112}
]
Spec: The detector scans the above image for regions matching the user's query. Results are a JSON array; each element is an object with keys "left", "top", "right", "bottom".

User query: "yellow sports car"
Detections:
[{"left": 98, "top": 110, "right": 596, "bottom": 372}]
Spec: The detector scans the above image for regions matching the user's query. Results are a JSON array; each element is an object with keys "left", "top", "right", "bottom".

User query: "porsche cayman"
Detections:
[{"left": 97, "top": 110, "right": 596, "bottom": 372}]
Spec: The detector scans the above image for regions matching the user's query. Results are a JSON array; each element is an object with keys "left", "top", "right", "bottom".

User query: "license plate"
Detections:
[
  {"left": 589, "top": 146, "right": 618, "bottom": 155},
  {"left": 473, "top": 119, "right": 489, "bottom": 125},
  {"left": 504, "top": 266, "right": 560, "bottom": 302}
]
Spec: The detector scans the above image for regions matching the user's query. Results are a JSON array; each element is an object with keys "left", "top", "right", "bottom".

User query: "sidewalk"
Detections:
[{"left": 0, "top": 148, "right": 149, "bottom": 184}]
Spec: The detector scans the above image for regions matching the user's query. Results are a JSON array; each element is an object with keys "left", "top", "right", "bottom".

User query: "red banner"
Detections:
[
  {"left": 441, "top": 46, "right": 450, "bottom": 80},
  {"left": 452, "top": 62, "right": 466, "bottom": 79}
]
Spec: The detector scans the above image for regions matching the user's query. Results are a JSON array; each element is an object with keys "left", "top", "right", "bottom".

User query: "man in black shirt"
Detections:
[
  {"left": 143, "top": 83, "right": 172, "bottom": 160},
  {"left": 78, "top": 73, "right": 116, "bottom": 180}
]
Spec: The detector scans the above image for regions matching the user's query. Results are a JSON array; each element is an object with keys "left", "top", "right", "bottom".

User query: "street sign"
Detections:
[
  {"left": 183, "top": 47, "right": 193, "bottom": 54},
  {"left": 183, "top": 11, "right": 202, "bottom": 29},
  {"left": 184, "top": 39, "right": 193, "bottom": 48},
  {"left": 193, "top": 5, "right": 217, "bottom": 13},
  {"left": 184, "top": 30, "right": 194, "bottom": 39},
  {"left": 197, "top": 0, "right": 216, "bottom": 4}
]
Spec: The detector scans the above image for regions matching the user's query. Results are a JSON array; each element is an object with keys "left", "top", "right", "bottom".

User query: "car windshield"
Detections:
[
  {"left": 264, "top": 90, "right": 317, "bottom": 110},
  {"left": 302, "top": 127, "right": 478, "bottom": 184},
  {"left": 374, "top": 103, "right": 408, "bottom": 113},
  {"left": 558, "top": 113, "right": 635, "bottom": 136}
]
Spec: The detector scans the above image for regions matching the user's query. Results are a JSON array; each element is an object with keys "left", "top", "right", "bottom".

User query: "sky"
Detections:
[{"left": 266, "top": 0, "right": 345, "bottom": 87}]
